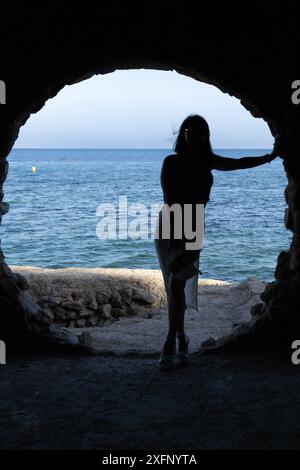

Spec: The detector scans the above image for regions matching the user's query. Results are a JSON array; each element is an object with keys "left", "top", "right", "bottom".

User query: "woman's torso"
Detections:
[
  {"left": 159, "top": 153, "right": 210, "bottom": 239},
  {"left": 162, "top": 153, "right": 213, "bottom": 206}
]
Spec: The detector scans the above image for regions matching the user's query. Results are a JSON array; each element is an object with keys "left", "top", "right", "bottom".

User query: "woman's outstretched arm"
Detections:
[
  {"left": 210, "top": 136, "right": 283, "bottom": 171},
  {"left": 210, "top": 153, "right": 276, "bottom": 171}
]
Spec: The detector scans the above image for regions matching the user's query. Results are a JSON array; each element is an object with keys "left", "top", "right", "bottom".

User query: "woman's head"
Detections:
[{"left": 173, "top": 114, "right": 213, "bottom": 157}]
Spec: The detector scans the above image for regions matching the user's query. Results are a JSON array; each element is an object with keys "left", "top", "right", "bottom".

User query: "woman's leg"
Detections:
[
  {"left": 167, "top": 273, "right": 186, "bottom": 336},
  {"left": 176, "top": 302, "right": 186, "bottom": 335}
]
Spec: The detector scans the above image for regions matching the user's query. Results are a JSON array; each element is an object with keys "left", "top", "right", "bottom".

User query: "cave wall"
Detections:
[{"left": 0, "top": 1, "right": 300, "bottom": 350}]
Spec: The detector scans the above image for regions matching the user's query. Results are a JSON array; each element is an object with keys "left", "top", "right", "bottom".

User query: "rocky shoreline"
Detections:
[
  {"left": 9, "top": 265, "right": 167, "bottom": 329},
  {"left": 8, "top": 265, "right": 268, "bottom": 355}
]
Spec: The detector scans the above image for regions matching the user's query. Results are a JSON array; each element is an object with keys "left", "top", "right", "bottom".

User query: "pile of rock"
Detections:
[
  {"left": 9, "top": 266, "right": 166, "bottom": 328},
  {"left": 37, "top": 285, "right": 161, "bottom": 327}
]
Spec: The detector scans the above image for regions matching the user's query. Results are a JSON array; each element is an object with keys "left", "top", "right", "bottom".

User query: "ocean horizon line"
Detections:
[{"left": 12, "top": 147, "right": 273, "bottom": 151}]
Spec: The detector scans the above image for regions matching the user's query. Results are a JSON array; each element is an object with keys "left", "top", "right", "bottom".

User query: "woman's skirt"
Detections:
[{"left": 154, "top": 204, "right": 204, "bottom": 312}]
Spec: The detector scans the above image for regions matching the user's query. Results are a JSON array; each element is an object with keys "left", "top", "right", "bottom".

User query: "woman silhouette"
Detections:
[{"left": 154, "top": 114, "right": 281, "bottom": 370}]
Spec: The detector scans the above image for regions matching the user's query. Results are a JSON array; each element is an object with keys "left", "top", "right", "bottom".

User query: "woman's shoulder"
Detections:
[
  {"left": 162, "top": 153, "right": 179, "bottom": 166},
  {"left": 164, "top": 153, "right": 179, "bottom": 160},
  {"left": 163, "top": 152, "right": 216, "bottom": 168},
  {"left": 207, "top": 153, "right": 228, "bottom": 170}
]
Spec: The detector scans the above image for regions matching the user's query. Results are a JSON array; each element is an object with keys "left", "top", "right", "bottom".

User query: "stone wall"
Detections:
[
  {"left": 9, "top": 266, "right": 165, "bottom": 329},
  {"left": 1, "top": 2, "right": 300, "bottom": 352}
]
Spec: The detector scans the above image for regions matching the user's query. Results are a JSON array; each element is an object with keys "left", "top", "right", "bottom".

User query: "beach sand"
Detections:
[{"left": 67, "top": 276, "right": 267, "bottom": 355}]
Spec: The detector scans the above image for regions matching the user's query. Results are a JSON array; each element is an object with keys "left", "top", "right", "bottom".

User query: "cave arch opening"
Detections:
[{"left": 0, "top": 65, "right": 292, "bottom": 353}]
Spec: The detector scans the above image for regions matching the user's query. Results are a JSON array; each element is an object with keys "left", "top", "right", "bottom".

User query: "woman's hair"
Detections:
[{"left": 173, "top": 114, "right": 213, "bottom": 157}]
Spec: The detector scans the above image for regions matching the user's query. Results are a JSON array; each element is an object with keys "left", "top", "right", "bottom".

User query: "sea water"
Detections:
[{"left": 0, "top": 148, "right": 291, "bottom": 283}]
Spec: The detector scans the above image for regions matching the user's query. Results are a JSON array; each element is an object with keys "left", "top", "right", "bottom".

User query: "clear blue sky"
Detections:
[{"left": 15, "top": 69, "right": 272, "bottom": 149}]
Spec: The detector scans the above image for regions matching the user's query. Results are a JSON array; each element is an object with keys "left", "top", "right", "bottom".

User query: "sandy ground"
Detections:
[{"left": 66, "top": 276, "right": 266, "bottom": 354}]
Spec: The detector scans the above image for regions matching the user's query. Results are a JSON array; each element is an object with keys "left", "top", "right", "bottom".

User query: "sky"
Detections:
[{"left": 14, "top": 69, "right": 272, "bottom": 149}]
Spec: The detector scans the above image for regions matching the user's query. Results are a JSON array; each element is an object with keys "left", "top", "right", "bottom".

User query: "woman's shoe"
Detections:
[
  {"left": 176, "top": 332, "right": 190, "bottom": 365},
  {"left": 158, "top": 334, "right": 176, "bottom": 370}
]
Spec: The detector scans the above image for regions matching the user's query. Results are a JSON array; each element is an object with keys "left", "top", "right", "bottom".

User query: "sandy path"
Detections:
[{"left": 67, "top": 277, "right": 266, "bottom": 354}]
